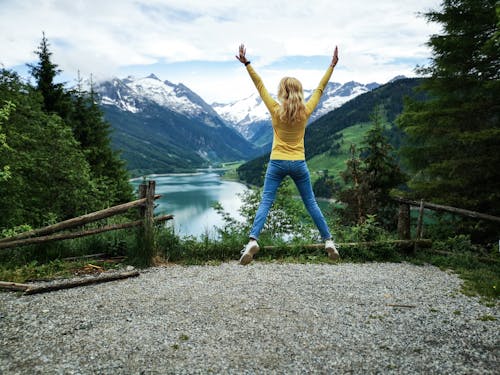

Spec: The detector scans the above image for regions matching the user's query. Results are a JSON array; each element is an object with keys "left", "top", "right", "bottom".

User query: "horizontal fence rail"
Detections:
[
  {"left": 262, "top": 239, "right": 432, "bottom": 250},
  {"left": 0, "top": 215, "right": 172, "bottom": 250},
  {"left": 393, "top": 197, "right": 500, "bottom": 224},
  {"left": 0, "top": 194, "right": 161, "bottom": 245}
]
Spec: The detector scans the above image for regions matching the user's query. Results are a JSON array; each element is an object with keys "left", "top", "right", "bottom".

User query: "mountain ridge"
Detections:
[
  {"left": 212, "top": 79, "right": 383, "bottom": 146},
  {"left": 94, "top": 73, "right": 411, "bottom": 175},
  {"left": 94, "top": 75, "right": 262, "bottom": 175}
]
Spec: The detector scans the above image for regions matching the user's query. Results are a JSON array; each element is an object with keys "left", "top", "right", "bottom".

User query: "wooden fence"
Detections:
[
  {"left": 394, "top": 196, "right": 500, "bottom": 241},
  {"left": 2, "top": 186, "right": 498, "bottom": 254},
  {"left": 0, "top": 180, "right": 172, "bottom": 251}
]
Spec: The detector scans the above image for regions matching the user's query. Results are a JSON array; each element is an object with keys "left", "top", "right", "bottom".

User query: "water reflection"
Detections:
[{"left": 130, "top": 172, "right": 247, "bottom": 237}]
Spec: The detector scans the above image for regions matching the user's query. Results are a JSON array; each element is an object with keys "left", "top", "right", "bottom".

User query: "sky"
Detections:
[{"left": 0, "top": 0, "right": 443, "bottom": 103}]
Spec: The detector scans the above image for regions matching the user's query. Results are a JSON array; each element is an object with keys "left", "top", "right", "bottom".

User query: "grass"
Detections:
[
  {"left": 0, "top": 227, "right": 138, "bottom": 283},
  {"left": 219, "top": 161, "right": 245, "bottom": 181},
  {"left": 308, "top": 122, "right": 372, "bottom": 184},
  {"left": 409, "top": 246, "right": 500, "bottom": 302},
  {"left": 478, "top": 314, "right": 497, "bottom": 321}
]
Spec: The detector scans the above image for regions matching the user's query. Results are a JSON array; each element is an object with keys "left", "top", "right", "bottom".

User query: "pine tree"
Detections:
[
  {"left": 70, "top": 76, "right": 133, "bottom": 205},
  {"left": 29, "top": 35, "right": 133, "bottom": 207},
  {"left": 337, "top": 144, "right": 374, "bottom": 224},
  {"left": 0, "top": 69, "right": 98, "bottom": 228},
  {"left": 361, "top": 106, "right": 406, "bottom": 227},
  {"left": 398, "top": 0, "right": 500, "bottom": 218},
  {"left": 337, "top": 106, "right": 406, "bottom": 227},
  {"left": 0, "top": 101, "right": 14, "bottom": 181},
  {"left": 28, "top": 32, "right": 72, "bottom": 120}
]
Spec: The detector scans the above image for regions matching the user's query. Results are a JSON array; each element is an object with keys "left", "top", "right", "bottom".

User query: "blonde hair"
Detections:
[{"left": 277, "top": 77, "right": 307, "bottom": 124}]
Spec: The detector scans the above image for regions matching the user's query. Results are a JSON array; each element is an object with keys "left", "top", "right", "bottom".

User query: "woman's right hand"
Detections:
[
  {"left": 235, "top": 44, "right": 249, "bottom": 64},
  {"left": 331, "top": 46, "right": 339, "bottom": 67}
]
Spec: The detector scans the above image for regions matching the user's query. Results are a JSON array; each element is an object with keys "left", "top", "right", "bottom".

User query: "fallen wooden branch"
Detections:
[
  {"left": 262, "top": 239, "right": 432, "bottom": 250},
  {"left": 0, "top": 281, "right": 31, "bottom": 292},
  {"left": 386, "top": 304, "right": 416, "bottom": 308},
  {"left": 101, "top": 256, "right": 127, "bottom": 263},
  {"left": 0, "top": 194, "right": 162, "bottom": 244},
  {"left": 62, "top": 253, "right": 108, "bottom": 261},
  {"left": 0, "top": 215, "right": 173, "bottom": 250},
  {"left": 62, "top": 254, "right": 127, "bottom": 263},
  {"left": 22, "top": 270, "right": 140, "bottom": 295}
]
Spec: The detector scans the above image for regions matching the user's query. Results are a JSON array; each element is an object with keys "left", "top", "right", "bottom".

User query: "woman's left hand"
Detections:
[{"left": 235, "top": 44, "right": 249, "bottom": 64}]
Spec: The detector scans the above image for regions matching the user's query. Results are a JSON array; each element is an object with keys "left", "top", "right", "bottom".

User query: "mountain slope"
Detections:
[
  {"left": 95, "top": 75, "right": 262, "bottom": 175},
  {"left": 102, "top": 103, "right": 206, "bottom": 175},
  {"left": 237, "top": 78, "right": 427, "bottom": 185},
  {"left": 212, "top": 80, "right": 380, "bottom": 146},
  {"left": 305, "top": 78, "right": 426, "bottom": 159}
]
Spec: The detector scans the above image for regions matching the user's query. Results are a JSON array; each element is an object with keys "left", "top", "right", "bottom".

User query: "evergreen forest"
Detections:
[{"left": 0, "top": 33, "right": 133, "bottom": 231}]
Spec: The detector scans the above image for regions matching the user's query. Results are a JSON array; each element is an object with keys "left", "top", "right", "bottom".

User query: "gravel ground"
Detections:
[{"left": 0, "top": 262, "right": 498, "bottom": 374}]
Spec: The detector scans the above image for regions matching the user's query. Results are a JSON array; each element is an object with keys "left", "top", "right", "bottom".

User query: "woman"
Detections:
[{"left": 236, "top": 44, "right": 340, "bottom": 265}]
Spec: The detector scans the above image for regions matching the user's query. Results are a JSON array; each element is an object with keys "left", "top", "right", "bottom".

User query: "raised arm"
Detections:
[
  {"left": 306, "top": 46, "right": 339, "bottom": 112},
  {"left": 236, "top": 44, "right": 277, "bottom": 112}
]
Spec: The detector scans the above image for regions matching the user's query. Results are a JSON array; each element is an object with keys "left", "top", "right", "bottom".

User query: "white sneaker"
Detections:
[
  {"left": 325, "top": 239, "right": 339, "bottom": 260},
  {"left": 239, "top": 240, "right": 259, "bottom": 265}
]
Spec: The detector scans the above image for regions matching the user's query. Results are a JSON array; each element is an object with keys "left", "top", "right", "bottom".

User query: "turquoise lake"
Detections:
[{"left": 130, "top": 172, "right": 247, "bottom": 238}]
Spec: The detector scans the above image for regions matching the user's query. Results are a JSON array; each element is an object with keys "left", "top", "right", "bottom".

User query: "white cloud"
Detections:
[{"left": 0, "top": 0, "right": 441, "bottom": 102}]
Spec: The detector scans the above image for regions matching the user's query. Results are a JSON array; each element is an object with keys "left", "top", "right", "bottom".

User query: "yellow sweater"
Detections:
[{"left": 246, "top": 64, "right": 334, "bottom": 160}]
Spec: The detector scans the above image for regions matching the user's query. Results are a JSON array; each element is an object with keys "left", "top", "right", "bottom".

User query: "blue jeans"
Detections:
[{"left": 249, "top": 160, "right": 332, "bottom": 241}]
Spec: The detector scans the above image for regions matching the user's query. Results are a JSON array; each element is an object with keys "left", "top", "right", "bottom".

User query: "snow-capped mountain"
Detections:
[
  {"left": 97, "top": 74, "right": 225, "bottom": 127},
  {"left": 212, "top": 80, "right": 381, "bottom": 141},
  {"left": 212, "top": 94, "right": 270, "bottom": 139},
  {"left": 94, "top": 75, "right": 261, "bottom": 174},
  {"left": 313, "top": 80, "right": 381, "bottom": 118},
  {"left": 92, "top": 73, "right": 401, "bottom": 173}
]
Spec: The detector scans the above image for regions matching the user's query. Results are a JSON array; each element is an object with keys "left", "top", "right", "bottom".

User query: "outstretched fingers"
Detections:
[{"left": 235, "top": 44, "right": 247, "bottom": 62}]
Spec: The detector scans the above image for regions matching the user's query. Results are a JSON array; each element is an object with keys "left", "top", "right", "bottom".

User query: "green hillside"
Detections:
[
  {"left": 305, "top": 78, "right": 425, "bottom": 159},
  {"left": 307, "top": 122, "right": 372, "bottom": 184},
  {"left": 236, "top": 123, "right": 374, "bottom": 188}
]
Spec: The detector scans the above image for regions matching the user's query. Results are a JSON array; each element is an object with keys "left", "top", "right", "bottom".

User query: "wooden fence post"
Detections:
[
  {"left": 144, "top": 180, "right": 155, "bottom": 225},
  {"left": 136, "top": 180, "right": 156, "bottom": 265},
  {"left": 397, "top": 203, "right": 411, "bottom": 240},
  {"left": 416, "top": 199, "right": 425, "bottom": 240},
  {"left": 138, "top": 183, "right": 147, "bottom": 215}
]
